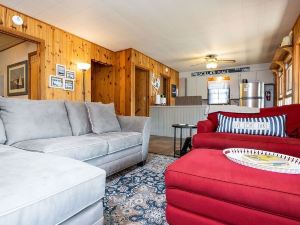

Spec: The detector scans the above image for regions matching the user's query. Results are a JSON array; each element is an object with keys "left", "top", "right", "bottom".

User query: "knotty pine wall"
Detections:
[
  {"left": 0, "top": 5, "right": 179, "bottom": 115},
  {"left": 293, "top": 16, "right": 300, "bottom": 103},
  {"left": 115, "top": 49, "right": 179, "bottom": 115},
  {"left": 91, "top": 61, "right": 114, "bottom": 103},
  {"left": 0, "top": 5, "right": 115, "bottom": 101}
]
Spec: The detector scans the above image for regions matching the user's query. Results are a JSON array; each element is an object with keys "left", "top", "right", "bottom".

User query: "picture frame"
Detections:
[
  {"left": 7, "top": 60, "right": 28, "bottom": 96},
  {"left": 56, "top": 64, "right": 66, "bottom": 77},
  {"left": 49, "top": 75, "right": 64, "bottom": 89},
  {"left": 171, "top": 84, "right": 177, "bottom": 97},
  {"left": 64, "top": 79, "right": 75, "bottom": 91},
  {"left": 66, "top": 70, "right": 76, "bottom": 80}
]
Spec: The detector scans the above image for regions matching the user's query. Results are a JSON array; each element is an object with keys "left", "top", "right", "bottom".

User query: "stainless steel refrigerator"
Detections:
[{"left": 239, "top": 82, "right": 264, "bottom": 108}]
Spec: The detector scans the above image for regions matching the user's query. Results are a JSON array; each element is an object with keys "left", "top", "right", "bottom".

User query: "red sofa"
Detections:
[
  {"left": 193, "top": 104, "right": 300, "bottom": 157},
  {"left": 166, "top": 150, "right": 300, "bottom": 225}
]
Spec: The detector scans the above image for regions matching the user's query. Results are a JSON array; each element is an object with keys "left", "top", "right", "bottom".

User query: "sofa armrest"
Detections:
[
  {"left": 197, "top": 120, "right": 216, "bottom": 133},
  {"left": 117, "top": 116, "right": 151, "bottom": 161}
]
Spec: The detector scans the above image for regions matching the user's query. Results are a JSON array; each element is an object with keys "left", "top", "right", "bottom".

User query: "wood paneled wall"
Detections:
[
  {"left": 293, "top": 16, "right": 300, "bottom": 103},
  {"left": 0, "top": 5, "right": 179, "bottom": 115},
  {"left": 0, "top": 4, "right": 114, "bottom": 101},
  {"left": 91, "top": 61, "right": 114, "bottom": 103},
  {"left": 115, "top": 49, "right": 179, "bottom": 115}
]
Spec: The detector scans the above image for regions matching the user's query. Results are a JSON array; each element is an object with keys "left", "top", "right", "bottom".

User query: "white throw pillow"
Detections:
[
  {"left": 216, "top": 113, "right": 287, "bottom": 137},
  {"left": 86, "top": 102, "right": 121, "bottom": 134}
]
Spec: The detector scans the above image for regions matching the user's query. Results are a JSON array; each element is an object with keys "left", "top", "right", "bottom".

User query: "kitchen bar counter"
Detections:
[{"left": 150, "top": 105, "right": 207, "bottom": 138}]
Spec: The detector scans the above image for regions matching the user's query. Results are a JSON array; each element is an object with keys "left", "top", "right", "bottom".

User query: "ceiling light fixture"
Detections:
[
  {"left": 12, "top": 15, "right": 23, "bottom": 26},
  {"left": 206, "top": 61, "right": 218, "bottom": 69}
]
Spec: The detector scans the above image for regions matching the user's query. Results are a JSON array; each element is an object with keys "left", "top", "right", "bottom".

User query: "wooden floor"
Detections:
[{"left": 149, "top": 135, "right": 181, "bottom": 157}]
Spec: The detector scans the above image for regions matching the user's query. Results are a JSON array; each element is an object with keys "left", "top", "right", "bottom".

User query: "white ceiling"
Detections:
[
  {"left": 0, "top": 33, "right": 24, "bottom": 52},
  {"left": 1, "top": 0, "right": 300, "bottom": 71}
]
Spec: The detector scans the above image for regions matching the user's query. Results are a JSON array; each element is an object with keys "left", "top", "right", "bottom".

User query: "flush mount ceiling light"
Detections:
[
  {"left": 12, "top": 15, "right": 23, "bottom": 26},
  {"left": 77, "top": 63, "right": 91, "bottom": 71}
]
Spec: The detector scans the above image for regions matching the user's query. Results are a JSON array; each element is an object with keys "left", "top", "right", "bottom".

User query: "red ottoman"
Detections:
[{"left": 165, "top": 149, "right": 300, "bottom": 225}]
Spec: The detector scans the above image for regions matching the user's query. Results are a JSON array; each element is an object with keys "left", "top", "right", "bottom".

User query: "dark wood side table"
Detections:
[{"left": 172, "top": 124, "right": 197, "bottom": 157}]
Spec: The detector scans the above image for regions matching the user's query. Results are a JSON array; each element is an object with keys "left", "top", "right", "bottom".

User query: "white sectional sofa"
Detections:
[{"left": 0, "top": 97, "right": 151, "bottom": 225}]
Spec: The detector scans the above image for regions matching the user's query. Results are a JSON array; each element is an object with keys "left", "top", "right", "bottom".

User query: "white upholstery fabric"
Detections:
[
  {"left": 90, "top": 147, "right": 143, "bottom": 176},
  {"left": 0, "top": 146, "right": 106, "bottom": 225},
  {"left": 13, "top": 136, "right": 108, "bottom": 162},
  {"left": 65, "top": 101, "right": 92, "bottom": 136},
  {"left": 117, "top": 116, "right": 151, "bottom": 161},
  {"left": 86, "top": 132, "right": 142, "bottom": 154},
  {"left": 61, "top": 200, "right": 103, "bottom": 225},
  {"left": 0, "top": 118, "right": 6, "bottom": 144},
  {"left": 86, "top": 102, "right": 121, "bottom": 134},
  {"left": 0, "top": 98, "right": 72, "bottom": 145}
]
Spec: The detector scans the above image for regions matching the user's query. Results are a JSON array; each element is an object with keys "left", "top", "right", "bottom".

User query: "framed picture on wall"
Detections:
[
  {"left": 56, "top": 64, "right": 66, "bottom": 77},
  {"left": 7, "top": 60, "right": 28, "bottom": 96},
  {"left": 66, "top": 70, "right": 76, "bottom": 80},
  {"left": 64, "top": 79, "right": 75, "bottom": 91},
  {"left": 171, "top": 84, "right": 177, "bottom": 97},
  {"left": 49, "top": 75, "right": 64, "bottom": 89}
]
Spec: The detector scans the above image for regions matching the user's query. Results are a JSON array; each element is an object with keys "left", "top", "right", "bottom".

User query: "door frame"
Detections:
[
  {"left": 134, "top": 66, "right": 150, "bottom": 116},
  {"left": 0, "top": 27, "right": 45, "bottom": 99},
  {"left": 28, "top": 51, "right": 38, "bottom": 99},
  {"left": 160, "top": 74, "right": 171, "bottom": 105}
]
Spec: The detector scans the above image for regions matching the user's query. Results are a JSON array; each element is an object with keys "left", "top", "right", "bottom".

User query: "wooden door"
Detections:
[
  {"left": 135, "top": 68, "right": 149, "bottom": 116},
  {"left": 28, "top": 51, "right": 40, "bottom": 99}
]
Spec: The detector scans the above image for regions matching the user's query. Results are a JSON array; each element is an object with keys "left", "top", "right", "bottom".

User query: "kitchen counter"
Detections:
[{"left": 150, "top": 105, "right": 207, "bottom": 137}]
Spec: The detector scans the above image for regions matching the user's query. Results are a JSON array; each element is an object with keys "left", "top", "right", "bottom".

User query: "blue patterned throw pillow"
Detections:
[{"left": 216, "top": 114, "right": 287, "bottom": 137}]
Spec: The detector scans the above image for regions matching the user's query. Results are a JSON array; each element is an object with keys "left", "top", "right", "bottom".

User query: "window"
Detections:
[
  {"left": 286, "top": 64, "right": 292, "bottom": 95},
  {"left": 278, "top": 71, "right": 283, "bottom": 98},
  {"left": 285, "top": 96, "right": 292, "bottom": 105}
]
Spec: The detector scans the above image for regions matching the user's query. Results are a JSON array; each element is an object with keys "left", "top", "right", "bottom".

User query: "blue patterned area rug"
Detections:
[{"left": 104, "top": 154, "right": 176, "bottom": 225}]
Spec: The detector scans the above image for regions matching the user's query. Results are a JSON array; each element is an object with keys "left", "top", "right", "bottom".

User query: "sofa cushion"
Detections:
[
  {"left": 86, "top": 102, "right": 121, "bottom": 134},
  {"left": 13, "top": 136, "right": 108, "bottom": 162},
  {"left": 65, "top": 101, "right": 92, "bottom": 135},
  {"left": 86, "top": 132, "right": 142, "bottom": 154},
  {"left": 0, "top": 118, "right": 6, "bottom": 144},
  {"left": 0, "top": 98, "right": 72, "bottom": 145},
  {"left": 0, "top": 146, "right": 106, "bottom": 225},
  {"left": 166, "top": 150, "right": 300, "bottom": 224},
  {"left": 192, "top": 132, "right": 300, "bottom": 158}
]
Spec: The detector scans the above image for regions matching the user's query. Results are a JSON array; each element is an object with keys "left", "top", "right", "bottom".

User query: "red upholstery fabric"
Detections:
[
  {"left": 166, "top": 204, "right": 226, "bottom": 225},
  {"left": 197, "top": 119, "right": 215, "bottom": 133},
  {"left": 165, "top": 150, "right": 300, "bottom": 225},
  {"left": 192, "top": 132, "right": 300, "bottom": 157},
  {"left": 206, "top": 104, "right": 300, "bottom": 137}
]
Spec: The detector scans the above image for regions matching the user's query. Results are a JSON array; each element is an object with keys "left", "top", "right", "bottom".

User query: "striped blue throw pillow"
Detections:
[{"left": 216, "top": 114, "right": 287, "bottom": 137}]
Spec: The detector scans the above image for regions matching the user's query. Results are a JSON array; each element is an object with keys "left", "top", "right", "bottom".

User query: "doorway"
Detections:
[
  {"left": 0, "top": 30, "right": 42, "bottom": 99},
  {"left": 159, "top": 75, "right": 170, "bottom": 105},
  {"left": 91, "top": 61, "right": 114, "bottom": 103},
  {"left": 135, "top": 67, "right": 149, "bottom": 116}
]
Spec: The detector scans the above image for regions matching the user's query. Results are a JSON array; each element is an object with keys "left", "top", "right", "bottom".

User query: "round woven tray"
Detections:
[{"left": 223, "top": 148, "right": 300, "bottom": 174}]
